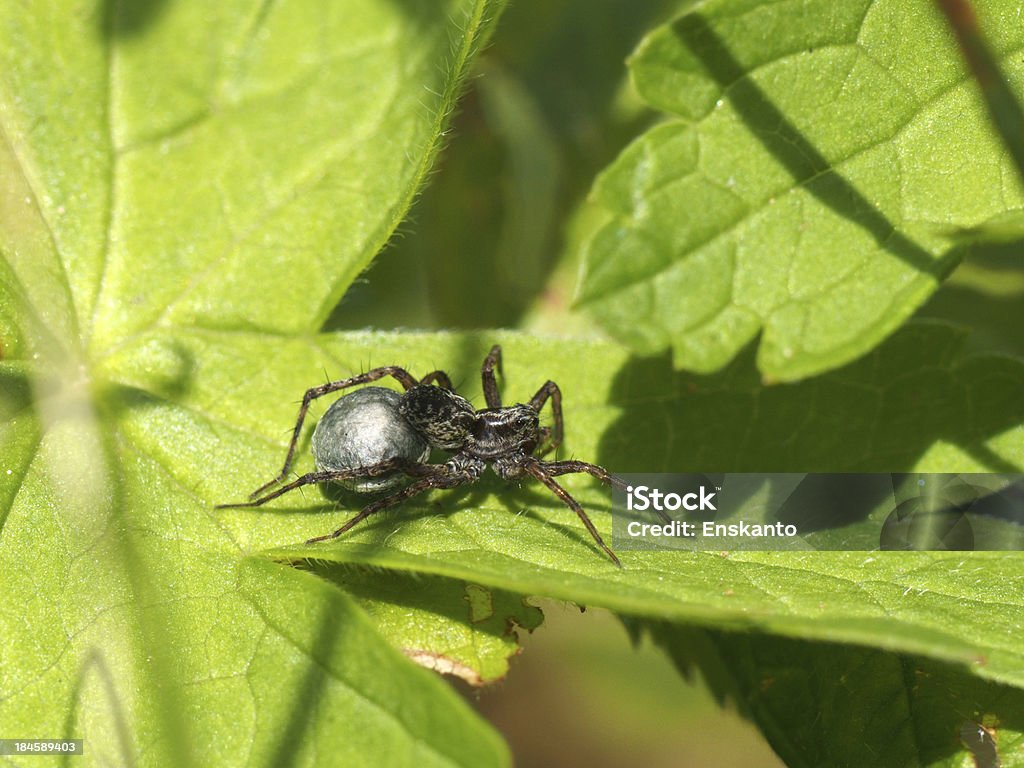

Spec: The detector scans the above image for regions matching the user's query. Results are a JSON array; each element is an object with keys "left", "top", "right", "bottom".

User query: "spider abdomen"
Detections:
[{"left": 312, "top": 387, "right": 429, "bottom": 492}]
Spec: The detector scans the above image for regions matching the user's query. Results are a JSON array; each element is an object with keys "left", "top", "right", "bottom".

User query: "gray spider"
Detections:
[{"left": 217, "top": 345, "right": 625, "bottom": 565}]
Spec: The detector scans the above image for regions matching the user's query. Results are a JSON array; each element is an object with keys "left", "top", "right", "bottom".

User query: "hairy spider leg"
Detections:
[
  {"left": 218, "top": 457, "right": 424, "bottom": 509},
  {"left": 528, "top": 380, "right": 564, "bottom": 457},
  {"left": 419, "top": 370, "right": 454, "bottom": 389},
  {"left": 481, "top": 344, "right": 504, "bottom": 408},
  {"left": 524, "top": 461, "right": 621, "bottom": 567},
  {"left": 247, "top": 366, "right": 421, "bottom": 499},
  {"left": 305, "top": 465, "right": 473, "bottom": 544},
  {"left": 482, "top": 344, "right": 561, "bottom": 455},
  {"left": 543, "top": 459, "right": 671, "bottom": 524},
  {"left": 542, "top": 459, "right": 625, "bottom": 489}
]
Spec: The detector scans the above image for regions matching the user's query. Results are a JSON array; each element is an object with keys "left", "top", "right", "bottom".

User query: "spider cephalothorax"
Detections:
[{"left": 216, "top": 345, "right": 626, "bottom": 565}]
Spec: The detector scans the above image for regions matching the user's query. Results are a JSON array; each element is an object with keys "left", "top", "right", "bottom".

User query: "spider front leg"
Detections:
[
  {"left": 542, "top": 459, "right": 625, "bottom": 489},
  {"left": 481, "top": 345, "right": 503, "bottom": 408},
  {"left": 246, "top": 366, "right": 422, "bottom": 499},
  {"left": 543, "top": 459, "right": 671, "bottom": 524},
  {"left": 419, "top": 370, "right": 454, "bottom": 390},
  {"left": 524, "top": 461, "right": 621, "bottom": 567},
  {"left": 529, "top": 380, "right": 563, "bottom": 456}
]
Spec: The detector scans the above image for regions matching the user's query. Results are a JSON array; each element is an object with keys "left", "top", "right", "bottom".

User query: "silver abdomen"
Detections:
[{"left": 311, "top": 387, "right": 429, "bottom": 492}]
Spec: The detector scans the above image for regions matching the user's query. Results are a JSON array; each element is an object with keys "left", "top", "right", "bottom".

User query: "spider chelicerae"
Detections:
[{"left": 217, "top": 345, "right": 626, "bottom": 566}]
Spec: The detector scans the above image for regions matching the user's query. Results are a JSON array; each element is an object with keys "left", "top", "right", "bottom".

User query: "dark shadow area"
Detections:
[
  {"left": 97, "top": 0, "right": 172, "bottom": 38},
  {"left": 597, "top": 323, "right": 1024, "bottom": 543},
  {"left": 599, "top": 324, "right": 1024, "bottom": 474},
  {"left": 673, "top": 14, "right": 953, "bottom": 278},
  {"left": 485, "top": 480, "right": 621, "bottom": 562},
  {"left": 315, "top": 463, "right": 618, "bottom": 562},
  {"left": 97, "top": 339, "right": 196, "bottom": 416},
  {"left": 269, "top": 479, "right": 494, "bottom": 550},
  {"left": 0, "top": 364, "right": 39, "bottom": 533},
  {"left": 307, "top": 562, "right": 538, "bottom": 664},
  {"left": 924, "top": 283, "right": 1024, "bottom": 357},
  {"left": 647, "top": 622, "right": 1024, "bottom": 768},
  {"left": 323, "top": 0, "right": 678, "bottom": 332},
  {"left": 919, "top": 238, "right": 1024, "bottom": 358},
  {"left": 774, "top": 473, "right": 893, "bottom": 532},
  {"left": 319, "top": 471, "right": 482, "bottom": 514},
  {"left": 0, "top": 364, "right": 33, "bottom": 419}
]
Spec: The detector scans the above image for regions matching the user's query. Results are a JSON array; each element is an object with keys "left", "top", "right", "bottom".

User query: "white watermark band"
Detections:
[{"left": 611, "top": 473, "right": 1024, "bottom": 551}]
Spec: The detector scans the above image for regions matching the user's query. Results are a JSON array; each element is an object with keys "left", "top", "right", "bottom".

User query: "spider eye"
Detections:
[{"left": 522, "top": 415, "right": 540, "bottom": 440}]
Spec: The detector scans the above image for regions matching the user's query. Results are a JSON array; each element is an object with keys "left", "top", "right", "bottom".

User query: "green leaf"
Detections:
[
  {"left": 6, "top": 308, "right": 1024, "bottom": 763},
  {"left": 231, "top": 328, "right": 1024, "bottom": 691},
  {"left": 576, "top": 0, "right": 1024, "bottom": 381},
  {"left": 0, "top": 0, "right": 503, "bottom": 350},
  {"left": 647, "top": 624, "right": 1024, "bottom": 768},
  {"left": 0, "top": 1, "right": 509, "bottom": 764},
  {"left": 99, "top": 323, "right": 1024, "bottom": 695},
  {"left": 322, "top": 566, "right": 543, "bottom": 685},
  {"left": 237, "top": 558, "right": 510, "bottom": 767}
]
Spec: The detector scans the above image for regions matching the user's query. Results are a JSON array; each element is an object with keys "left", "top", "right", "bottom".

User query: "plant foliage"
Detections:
[{"left": 2, "top": 1, "right": 1024, "bottom": 766}]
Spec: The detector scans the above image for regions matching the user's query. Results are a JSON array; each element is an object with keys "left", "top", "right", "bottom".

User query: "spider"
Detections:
[{"left": 216, "top": 345, "right": 626, "bottom": 566}]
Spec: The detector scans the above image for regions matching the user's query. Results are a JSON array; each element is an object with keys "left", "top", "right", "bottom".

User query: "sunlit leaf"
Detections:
[{"left": 577, "top": 0, "right": 1024, "bottom": 380}]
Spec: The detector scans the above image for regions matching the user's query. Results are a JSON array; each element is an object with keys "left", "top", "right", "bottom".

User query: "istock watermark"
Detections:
[
  {"left": 625, "top": 483, "right": 718, "bottom": 512},
  {"left": 611, "top": 473, "right": 1024, "bottom": 551}
]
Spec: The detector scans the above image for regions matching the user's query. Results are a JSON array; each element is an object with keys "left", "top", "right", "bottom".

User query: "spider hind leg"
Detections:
[{"left": 305, "top": 464, "right": 475, "bottom": 544}]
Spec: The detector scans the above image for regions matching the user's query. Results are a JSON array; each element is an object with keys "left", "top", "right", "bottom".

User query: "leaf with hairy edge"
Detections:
[
  {"left": 576, "top": 0, "right": 1024, "bottom": 380},
  {"left": 0, "top": 1, "right": 508, "bottom": 764},
  {"left": 324, "top": 567, "right": 544, "bottom": 686},
  {"left": 67, "top": 326, "right": 1015, "bottom": 697},
  {"left": 0, "top": 0, "right": 503, "bottom": 350}
]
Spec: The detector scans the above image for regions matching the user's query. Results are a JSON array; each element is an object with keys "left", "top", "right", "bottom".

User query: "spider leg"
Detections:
[
  {"left": 248, "top": 366, "right": 420, "bottom": 498},
  {"left": 218, "top": 457, "right": 423, "bottom": 508},
  {"left": 528, "top": 380, "right": 563, "bottom": 457},
  {"left": 540, "top": 459, "right": 624, "bottom": 489},
  {"left": 542, "top": 460, "right": 672, "bottom": 524},
  {"left": 306, "top": 464, "right": 473, "bottom": 544},
  {"left": 217, "top": 471, "right": 341, "bottom": 508},
  {"left": 481, "top": 345, "right": 503, "bottom": 408},
  {"left": 419, "top": 370, "right": 454, "bottom": 389},
  {"left": 524, "top": 461, "right": 621, "bottom": 567}
]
